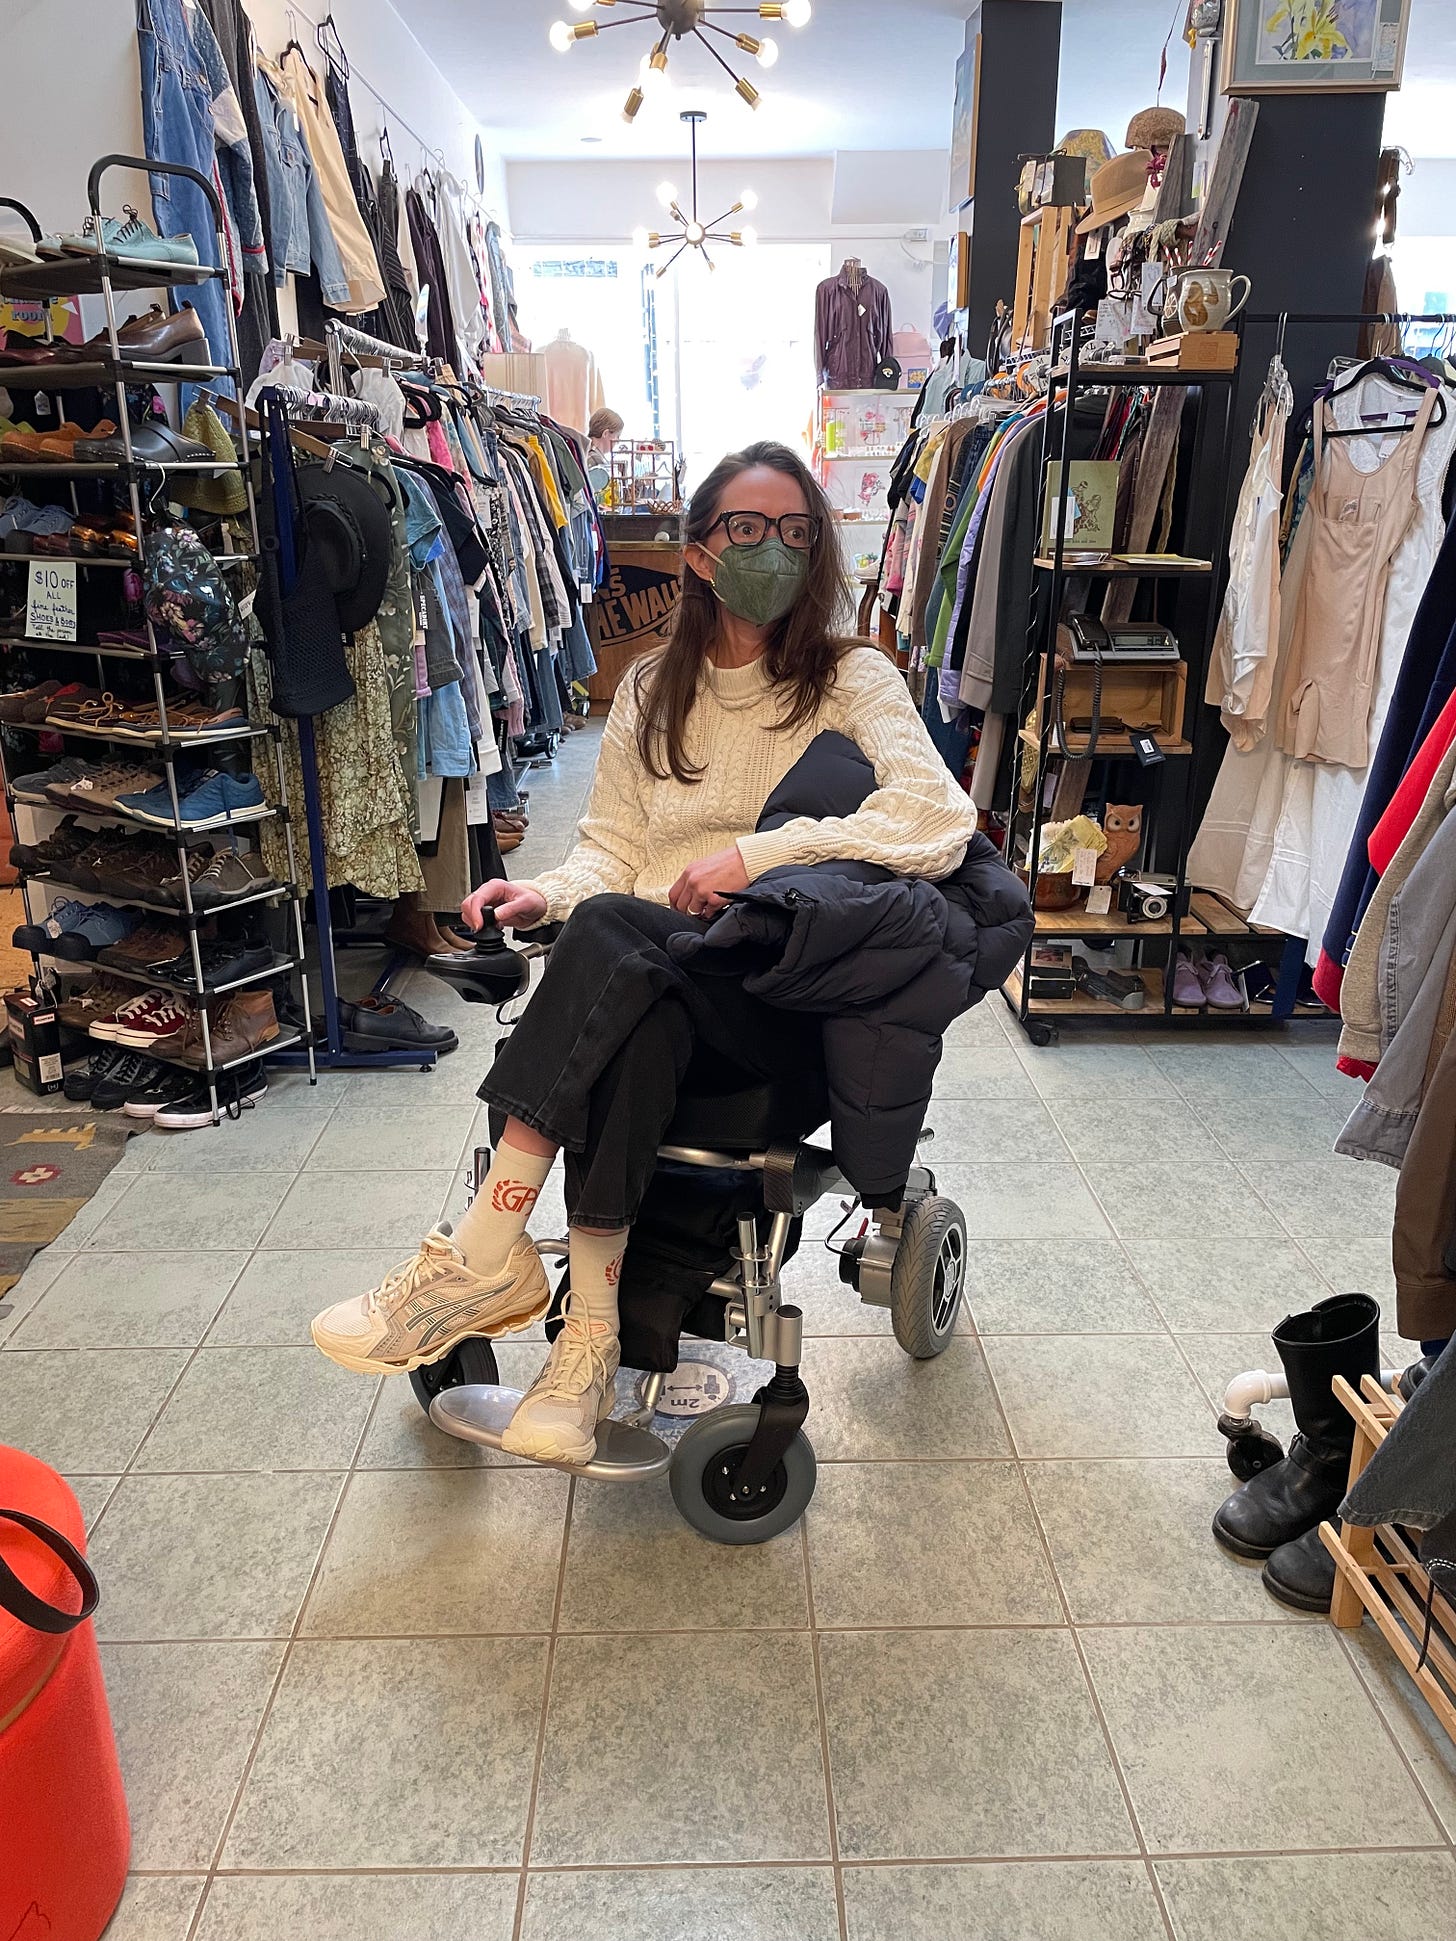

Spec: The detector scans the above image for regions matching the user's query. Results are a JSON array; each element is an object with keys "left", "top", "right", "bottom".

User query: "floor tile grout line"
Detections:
[
  {"left": 978, "top": 1320, "right": 1180, "bottom": 1941},
  {"left": 82, "top": 1250, "right": 258, "bottom": 1542},
  {"left": 1332, "top": 1626, "right": 1456, "bottom": 1852},
  {"left": 800, "top": 1520, "right": 849, "bottom": 1941},
  {"left": 185, "top": 1369, "right": 384, "bottom": 1936},
  {"left": 91, "top": 1615, "right": 1336, "bottom": 1646},
  {"left": 511, "top": 1471, "right": 577, "bottom": 1941},
  {"left": 121, "top": 1841, "right": 1454, "bottom": 1879}
]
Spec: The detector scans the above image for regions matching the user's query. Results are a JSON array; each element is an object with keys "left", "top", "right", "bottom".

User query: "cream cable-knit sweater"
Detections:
[{"left": 530, "top": 647, "right": 978, "bottom": 922}]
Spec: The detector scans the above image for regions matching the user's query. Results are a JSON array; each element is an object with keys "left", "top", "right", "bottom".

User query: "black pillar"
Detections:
[
  {"left": 959, "top": 0, "right": 1062, "bottom": 349},
  {"left": 1221, "top": 90, "right": 1387, "bottom": 417}
]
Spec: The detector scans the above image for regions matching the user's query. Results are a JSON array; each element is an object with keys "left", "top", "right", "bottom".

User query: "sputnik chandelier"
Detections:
[
  {"left": 632, "top": 110, "right": 757, "bottom": 276},
  {"left": 549, "top": 0, "right": 812, "bottom": 122}
]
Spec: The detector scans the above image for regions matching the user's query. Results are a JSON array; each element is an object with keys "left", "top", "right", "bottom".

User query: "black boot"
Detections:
[
  {"left": 1213, "top": 1292, "right": 1380, "bottom": 1560},
  {"left": 1262, "top": 1526, "right": 1337, "bottom": 1612}
]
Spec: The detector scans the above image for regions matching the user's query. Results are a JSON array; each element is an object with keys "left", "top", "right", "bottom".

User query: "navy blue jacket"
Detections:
[{"left": 668, "top": 732, "right": 1033, "bottom": 1199}]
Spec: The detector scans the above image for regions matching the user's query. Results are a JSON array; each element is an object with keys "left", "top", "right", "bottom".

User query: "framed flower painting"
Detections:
[{"left": 1222, "top": 0, "right": 1410, "bottom": 92}]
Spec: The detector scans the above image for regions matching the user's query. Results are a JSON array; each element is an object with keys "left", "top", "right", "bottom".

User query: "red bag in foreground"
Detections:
[{"left": 0, "top": 1446, "right": 128, "bottom": 1941}]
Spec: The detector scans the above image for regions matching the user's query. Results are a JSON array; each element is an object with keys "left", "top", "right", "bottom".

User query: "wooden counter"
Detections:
[{"left": 587, "top": 529, "right": 683, "bottom": 709}]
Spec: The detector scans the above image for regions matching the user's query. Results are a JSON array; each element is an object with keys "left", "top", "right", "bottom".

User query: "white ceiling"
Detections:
[{"left": 407, "top": 0, "right": 1456, "bottom": 163}]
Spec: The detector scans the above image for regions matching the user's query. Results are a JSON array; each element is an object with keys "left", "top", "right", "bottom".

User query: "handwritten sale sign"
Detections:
[{"left": 26, "top": 561, "right": 78, "bottom": 642}]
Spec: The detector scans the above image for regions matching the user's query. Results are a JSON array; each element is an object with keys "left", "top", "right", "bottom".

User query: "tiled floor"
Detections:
[{"left": 6, "top": 720, "right": 1456, "bottom": 1940}]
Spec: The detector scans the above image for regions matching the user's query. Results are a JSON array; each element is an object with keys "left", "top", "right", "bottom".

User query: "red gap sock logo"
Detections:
[{"left": 491, "top": 1180, "right": 540, "bottom": 1214}]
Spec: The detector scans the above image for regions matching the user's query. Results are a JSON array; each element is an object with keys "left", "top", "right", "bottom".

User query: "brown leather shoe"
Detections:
[
  {"left": 163, "top": 989, "right": 280, "bottom": 1069},
  {"left": 90, "top": 302, "right": 207, "bottom": 364}
]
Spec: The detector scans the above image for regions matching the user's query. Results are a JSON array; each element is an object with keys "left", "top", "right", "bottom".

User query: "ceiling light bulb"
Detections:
[
  {"left": 568, "top": 0, "right": 595, "bottom": 11},
  {"left": 740, "top": 224, "right": 758, "bottom": 246},
  {"left": 784, "top": 0, "right": 811, "bottom": 25},
  {"left": 640, "top": 48, "right": 669, "bottom": 90},
  {"left": 740, "top": 187, "right": 759, "bottom": 212},
  {"left": 656, "top": 179, "right": 678, "bottom": 208},
  {"left": 631, "top": 225, "right": 650, "bottom": 249},
  {"left": 756, "top": 35, "right": 779, "bottom": 66},
  {"left": 686, "top": 220, "right": 706, "bottom": 245},
  {"left": 549, "top": 20, "right": 575, "bottom": 51}
]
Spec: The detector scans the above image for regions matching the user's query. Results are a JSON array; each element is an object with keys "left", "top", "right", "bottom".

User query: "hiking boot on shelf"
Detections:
[
  {"left": 153, "top": 1061, "right": 268, "bottom": 1129},
  {"left": 154, "top": 989, "right": 281, "bottom": 1068},
  {"left": 180, "top": 847, "right": 277, "bottom": 909}
]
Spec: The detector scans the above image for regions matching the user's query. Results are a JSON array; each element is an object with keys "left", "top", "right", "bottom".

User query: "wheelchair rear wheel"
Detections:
[
  {"left": 890, "top": 1196, "right": 967, "bottom": 1358},
  {"left": 670, "top": 1404, "right": 816, "bottom": 1545},
  {"left": 408, "top": 1336, "right": 501, "bottom": 1416}
]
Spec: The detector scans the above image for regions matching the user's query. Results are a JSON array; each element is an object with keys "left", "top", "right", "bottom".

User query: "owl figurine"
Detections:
[{"left": 1096, "top": 804, "right": 1143, "bottom": 883}]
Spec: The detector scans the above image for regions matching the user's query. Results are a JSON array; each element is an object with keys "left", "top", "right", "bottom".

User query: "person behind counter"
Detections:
[{"left": 587, "top": 406, "right": 625, "bottom": 493}]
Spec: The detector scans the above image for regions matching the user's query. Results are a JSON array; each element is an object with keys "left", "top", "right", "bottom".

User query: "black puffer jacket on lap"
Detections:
[{"left": 668, "top": 731, "right": 1033, "bottom": 1200}]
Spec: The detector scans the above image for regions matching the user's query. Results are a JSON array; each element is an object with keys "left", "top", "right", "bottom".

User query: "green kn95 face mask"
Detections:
[{"left": 710, "top": 535, "right": 810, "bottom": 627}]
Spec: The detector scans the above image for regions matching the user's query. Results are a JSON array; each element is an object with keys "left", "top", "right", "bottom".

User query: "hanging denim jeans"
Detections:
[{"left": 137, "top": 0, "right": 235, "bottom": 390}]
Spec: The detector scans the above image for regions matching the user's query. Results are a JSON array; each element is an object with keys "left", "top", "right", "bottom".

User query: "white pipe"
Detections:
[
  {"left": 1221, "top": 1366, "right": 1407, "bottom": 1420},
  {"left": 1221, "top": 1369, "right": 1288, "bottom": 1417}
]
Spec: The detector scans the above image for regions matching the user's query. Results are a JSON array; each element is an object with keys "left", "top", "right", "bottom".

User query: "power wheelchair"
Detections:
[{"left": 413, "top": 920, "right": 969, "bottom": 1546}]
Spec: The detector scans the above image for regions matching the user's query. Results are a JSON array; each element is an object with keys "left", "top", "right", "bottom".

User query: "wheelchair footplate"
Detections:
[{"left": 429, "top": 1387, "right": 672, "bottom": 1482}]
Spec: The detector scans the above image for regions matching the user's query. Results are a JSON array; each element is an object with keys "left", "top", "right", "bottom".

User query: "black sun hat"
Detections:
[{"left": 293, "top": 455, "right": 393, "bottom": 636}]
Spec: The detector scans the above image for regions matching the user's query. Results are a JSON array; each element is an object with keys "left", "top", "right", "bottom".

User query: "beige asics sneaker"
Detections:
[
  {"left": 500, "top": 1311, "right": 621, "bottom": 1464},
  {"left": 311, "top": 1228, "right": 551, "bottom": 1375}
]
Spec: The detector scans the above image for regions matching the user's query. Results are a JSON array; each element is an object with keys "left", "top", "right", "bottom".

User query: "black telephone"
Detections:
[{"left": 1067, "top": 615, "right": 1181, "bottom": 664}]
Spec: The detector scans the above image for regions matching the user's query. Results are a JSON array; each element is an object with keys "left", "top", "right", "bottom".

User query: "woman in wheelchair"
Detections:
[{"left": 311, "top": 439, "right": 984, "bottom": 1465}]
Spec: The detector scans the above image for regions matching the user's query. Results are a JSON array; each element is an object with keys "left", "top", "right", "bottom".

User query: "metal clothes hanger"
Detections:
[{"left": 316, "top": 12, "right": 349, "bottom": 75}]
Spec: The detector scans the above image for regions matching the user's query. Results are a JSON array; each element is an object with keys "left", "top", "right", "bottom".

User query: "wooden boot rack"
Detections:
[{"left": 1322, "top": 1375, "right": 1456, "bottom": 1745}]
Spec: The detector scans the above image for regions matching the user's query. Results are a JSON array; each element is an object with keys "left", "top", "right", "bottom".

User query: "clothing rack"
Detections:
[
  {"left": 255, "top": 389, "right": 439, "bottom": 1077},
  {"left": 280, "top": 0, "right": 501, "bottom": 220}
]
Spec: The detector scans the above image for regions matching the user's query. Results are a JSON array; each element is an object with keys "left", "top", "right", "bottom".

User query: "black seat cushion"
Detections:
[{"left": 665, "top": 1068, "right": 831, "bottom": 1151}]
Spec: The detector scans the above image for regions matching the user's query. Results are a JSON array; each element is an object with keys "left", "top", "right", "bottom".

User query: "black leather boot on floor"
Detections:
[
  {"left": 1262, "top": 1525, "right": 1338, "bottom": 1612},
  {"left": 1213, "top": 1292, "right": 1380, "bottom": 1561}
]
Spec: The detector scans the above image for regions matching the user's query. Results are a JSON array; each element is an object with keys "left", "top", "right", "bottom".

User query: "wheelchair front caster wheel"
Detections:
[
  {"left": 891, "top": 1196, "right": 967, "bottom": 1358},
  {"left": 409, "top": 1336, "right": 500, "bottom": 1418},
  {"left": 1218, "top": 1413, "right": 1285, "bottom": 1481},
  {"left": 669, "top": 1404, "right": 816, "bottom": 1545}
]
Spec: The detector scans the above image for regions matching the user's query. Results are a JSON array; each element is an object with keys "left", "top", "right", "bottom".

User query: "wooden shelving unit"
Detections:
[{"left": 1002, "top": 308, "right": 1320, "bottom": 1044}]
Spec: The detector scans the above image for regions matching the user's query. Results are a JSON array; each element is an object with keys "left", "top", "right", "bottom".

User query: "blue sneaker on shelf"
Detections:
[
  {"left": 59, "top": 207, "right": 200, "bottom": 266},
  {"left": 13, "top": 898, "right": 140, "bottom": 962},
  {"left": 11, "top": 757, "right": 93, "bottom": 805},
  {"left": 116, "top": 768, "right": 266, "bottom": 831}
]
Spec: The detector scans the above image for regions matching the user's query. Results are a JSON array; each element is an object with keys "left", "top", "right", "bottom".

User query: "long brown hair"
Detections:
[{"left": 634, "top": 440, "right": 852, "bottom": 784}]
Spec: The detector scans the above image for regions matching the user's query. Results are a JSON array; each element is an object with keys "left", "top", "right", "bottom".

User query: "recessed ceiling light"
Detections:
[{"left": 581, "top": 134, "right": 603, "bottom": 143}]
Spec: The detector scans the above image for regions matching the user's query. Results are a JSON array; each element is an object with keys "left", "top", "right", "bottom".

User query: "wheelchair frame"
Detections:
[{"left": 416, "top": 919, "right": 970, "bottom": 1542}]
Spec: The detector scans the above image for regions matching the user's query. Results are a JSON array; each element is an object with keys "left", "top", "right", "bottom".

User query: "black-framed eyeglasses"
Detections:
[{"left": 706, "top": 510, "right": 821, "bottom": 551}]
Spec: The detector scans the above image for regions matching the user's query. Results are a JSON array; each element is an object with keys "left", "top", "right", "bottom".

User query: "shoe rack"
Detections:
[
  {"left": 1324, "top": 1374, "right": 1456, "bottom": 1753},
  {"left": 1003, "top": 311, "right": 1317, "bottom": 1046},
  {"left": 0, "top": 156, "right": 316, "bottom": 1122}
]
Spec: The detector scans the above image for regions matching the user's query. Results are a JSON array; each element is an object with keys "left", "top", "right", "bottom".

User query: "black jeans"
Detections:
[{"left": 479, "top": 894, "right": 822, "bottom": 1228}]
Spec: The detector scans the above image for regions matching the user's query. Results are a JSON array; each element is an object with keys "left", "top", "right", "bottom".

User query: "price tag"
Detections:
[
  {"left": 25, "top": 561, "right": 77, "bottom": 642},
  {"left": 1072, "top": 845, "right": 1100, "bottom": 888},
  {"left": 1085, "top": 884, "right": 1113, "bottom": 916}
]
